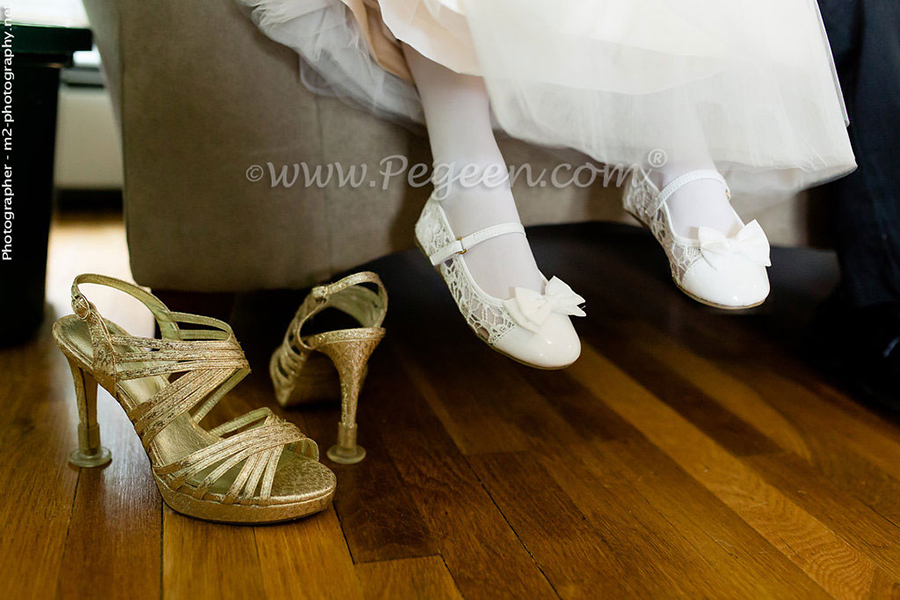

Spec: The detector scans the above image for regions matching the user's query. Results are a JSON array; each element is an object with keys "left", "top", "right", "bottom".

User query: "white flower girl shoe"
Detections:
[
  {"left": 624, "top": 169, "right": 771, "bottom": 309},
  {"left": 415, "top": 194, "right": 585, "bottom": 369}
]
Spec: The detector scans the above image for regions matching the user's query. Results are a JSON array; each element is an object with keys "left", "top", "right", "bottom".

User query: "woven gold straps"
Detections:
[
  {"left": 154, "top": 410, "right": 315, "bottom": 503},
  {"left": 72, "top": 275, "right": 296, "bottom": 497},
  {"left": 112, "top": 327, "right": 250, "bottom": 449},
  {"left": 126, "top": 368, "right": 232, "bottom": 448},
  {"left": 112, "top": 335, "right": 248, "bottom": 380},
  {"left": 58, "top": 274, "right": 337, "bottom": 521}
]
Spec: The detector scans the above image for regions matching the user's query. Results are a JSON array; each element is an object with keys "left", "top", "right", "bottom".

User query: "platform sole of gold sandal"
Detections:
[{"left": 155, "top": 474, "right": 335, "bottom": 524}]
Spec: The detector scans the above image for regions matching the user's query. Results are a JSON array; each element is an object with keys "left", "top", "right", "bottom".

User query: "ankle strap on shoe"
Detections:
[
  {"left": 68, "top": 273, "right": 246, "bottom": 395},
  {"left": 71, "top": 274, "right": 239, "bottom": 347},
  {"left": 309, "top": 272, "right": 386, "bottom": 307},
  {"left": 303, "top": 271, "right": 388, "bottom": 329},
  {"left": 654, "top": 169, "right": 731, "bottom": 214},
  {"left": 72, "top": 273, "right": 184, "bottom": 340},
  {"left": 286, "top": 271, "right": 388, "bottom": 356},
  {"left": 428, "top": 222, "right": 526, "bottom": 266}
]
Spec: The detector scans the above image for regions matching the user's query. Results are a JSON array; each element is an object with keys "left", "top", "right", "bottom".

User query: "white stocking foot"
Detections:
[
  {"left": 652, "top": 163, "right": 742, "bottom": 237},
  {"left": 438, "top": 186, "right": 544, "bottom": 300}
]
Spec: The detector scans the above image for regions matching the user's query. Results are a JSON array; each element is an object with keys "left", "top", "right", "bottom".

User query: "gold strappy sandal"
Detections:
[
  {"left": 270, "top": 272, "right": 387, "bottom": 465},
  {"left": 53, "top": 274, "right": 336, "bottom": 524}
]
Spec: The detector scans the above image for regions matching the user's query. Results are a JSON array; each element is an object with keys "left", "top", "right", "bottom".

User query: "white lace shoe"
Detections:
[
  {"left": 623, "top": 169, "right": 771, "bottom": 309},
  {"left": 414, "top": 194, "right": 585, "bottom": 369}
]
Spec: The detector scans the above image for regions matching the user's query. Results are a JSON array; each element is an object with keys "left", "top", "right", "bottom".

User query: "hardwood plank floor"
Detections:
[
  {"left": 3, "top": 212, "right": 900, "bottom": 599},
  {"left": 355, "top": 556, "right": 463, "bottom": 600}
]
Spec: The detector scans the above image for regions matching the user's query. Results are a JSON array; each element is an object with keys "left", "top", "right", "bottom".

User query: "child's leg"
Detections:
[
  {"left": 403, "top": 44, "right": 544, "bottom": 298},
  {"left": 649, "top": 111, "right": 742, "bottom": 237}
]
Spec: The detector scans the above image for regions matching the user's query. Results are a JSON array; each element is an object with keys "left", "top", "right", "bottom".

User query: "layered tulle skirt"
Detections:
[{"left": 239, "top": 0, "right": 856, "bottom": 193}]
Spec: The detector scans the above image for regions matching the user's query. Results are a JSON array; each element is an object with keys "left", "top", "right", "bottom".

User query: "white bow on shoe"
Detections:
[
  {"left": 623, "top": 168, "right": 772, "bottom": 309},
  {"left": 415, "top": 195, "right": 584, "bottom": 368},
  {"left": 503, "top": 277, "right": 586, "bottom": 333},
  {"left": 697, "top": 220, "right": 772, "bottom": 271}
]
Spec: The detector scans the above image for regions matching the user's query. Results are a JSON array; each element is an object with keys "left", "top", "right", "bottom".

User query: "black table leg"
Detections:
[
  {"left": 0, "top": 24, "right": 91, "bottom": 346},
  {"left": 0, "top": 60, "right": 60, "bottom": 344}
]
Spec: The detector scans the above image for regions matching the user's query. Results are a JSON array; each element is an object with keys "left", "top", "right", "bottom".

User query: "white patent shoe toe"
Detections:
[
  {"left": 493, "top": 312, "right": 582, "bottom": 369},
  {"left": 623, "top": 168, "right": 772, "bottom": 310},
  {"left": 680, "top": 255, "right": 770, "bottom": 309},
  {"left": 414, "top": 194, "right": 585, "bottom": 369}
]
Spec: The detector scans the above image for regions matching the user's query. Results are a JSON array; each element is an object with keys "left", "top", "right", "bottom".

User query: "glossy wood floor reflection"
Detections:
[{"left": 4, "top": 213, "right": 900, "bottom": 599}]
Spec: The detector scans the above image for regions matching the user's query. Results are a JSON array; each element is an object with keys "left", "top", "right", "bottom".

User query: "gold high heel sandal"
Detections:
[
  {"left": 270, "top": 272, "right": 387, "bottom": 465},
  {"left": 53, "top": 274, "right": 336, "bottom": 524}
]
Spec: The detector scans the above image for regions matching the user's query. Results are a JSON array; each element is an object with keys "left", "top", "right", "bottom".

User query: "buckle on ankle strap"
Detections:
[
  {"left": 72, "top": 291, "right": 91, "bottom": 320},
  {"left": 428, "top": 222, "right": 526, "bottom": 266},
  {"left": 653, "top": 169, "right": 731, "bottom": 214}
]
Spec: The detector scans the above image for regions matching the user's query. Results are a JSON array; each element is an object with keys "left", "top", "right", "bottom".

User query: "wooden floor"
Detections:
[{"left": 4, "top": 213, "right": 900, "bottom": 599}]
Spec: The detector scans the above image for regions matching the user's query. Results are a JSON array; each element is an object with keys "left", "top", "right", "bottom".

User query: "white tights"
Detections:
[
  {"left": 403, "top": 44, "right": 544, "bottom": 299},
  {"left": 404, "top": 45, "right": 740, "bottom": 294},
  {"left": 646, "top": 109, "right": 741, "bottom": 237}
]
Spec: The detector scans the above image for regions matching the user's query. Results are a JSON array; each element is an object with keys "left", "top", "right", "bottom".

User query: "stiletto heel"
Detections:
[
  {"left": 270, "top": 272, "right": 388, "bottom": 465},
  {"left": 53, "top": 274, "right": 336, "bottom": 523},
  {"left": 316, "top": 334, "right": 384, "bottom": 465},
  {"left": 67, "top": 357, "right": 112, "bottom": 468}
]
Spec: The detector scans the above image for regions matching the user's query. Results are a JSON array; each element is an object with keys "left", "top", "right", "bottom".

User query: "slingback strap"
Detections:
[
  {"left": 653, "top": 169, "right": 731, "bottom": 214},
  {"left": 72, "top": 273, "right": 183, "bottom": 341},
  {"left": 304, "top": 271, "right": 388, "bottom": 329},
  {"left": 72, "top": 274, "right": 236, "bottom": 341},
  {"left": 311, "top": 271, "right": 386, "bottom": 302},
  {"left": 270, "top": 272, "right": 389, "bottom": 406},
  {"left": 428, "top": 222, "right": 526, "bottom": 266},
  {"left": 303, "top": 272, "right": 388, "bottom": 325}
]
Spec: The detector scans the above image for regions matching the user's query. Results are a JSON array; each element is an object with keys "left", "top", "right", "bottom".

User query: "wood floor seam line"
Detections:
[{"left": 465, "top": 454, "right": 562, "bottom": 599}]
